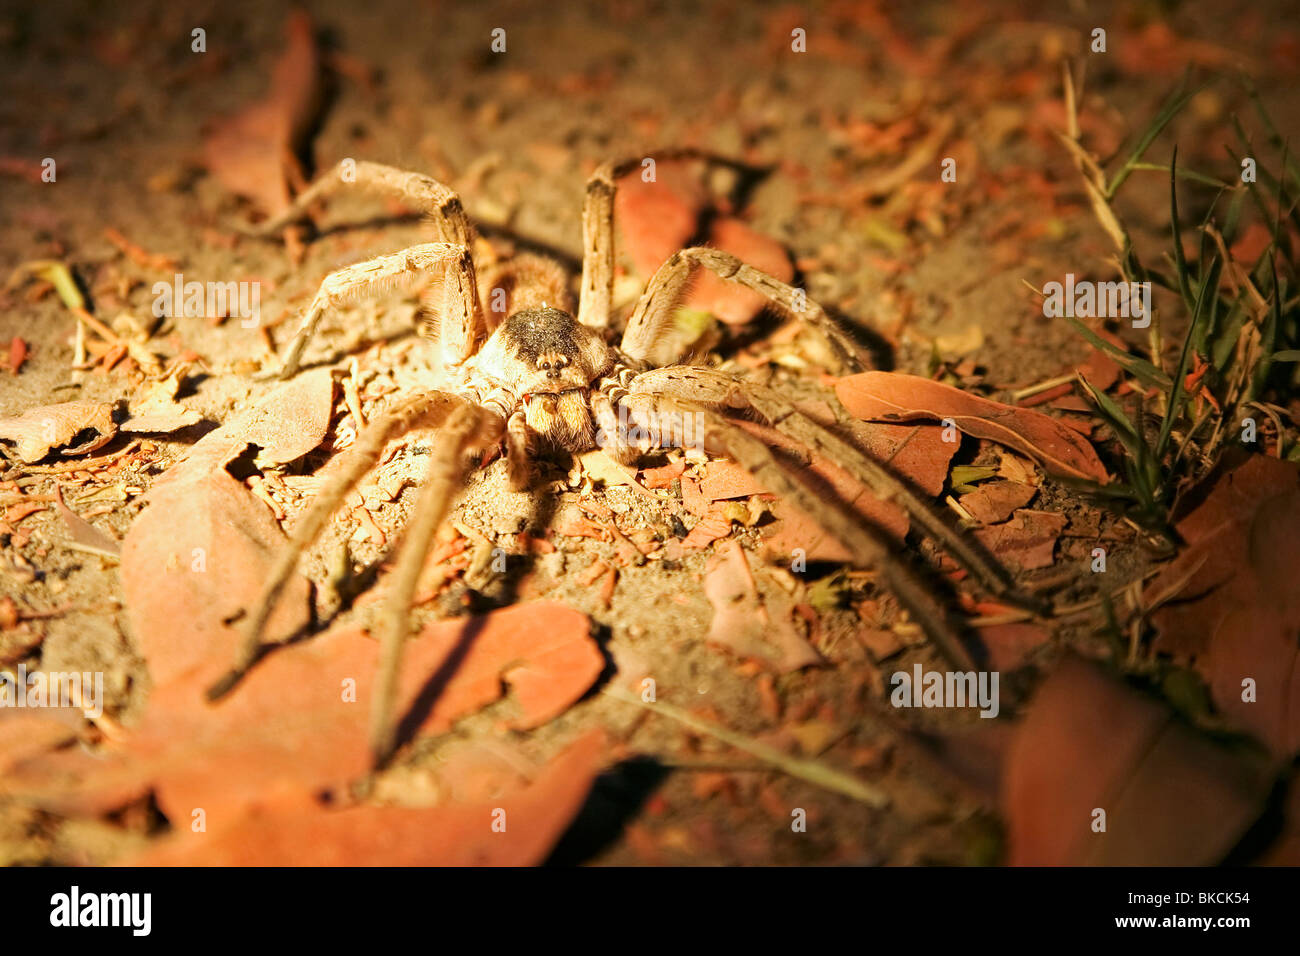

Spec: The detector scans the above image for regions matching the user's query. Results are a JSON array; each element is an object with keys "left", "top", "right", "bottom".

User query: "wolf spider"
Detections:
[{"left": 208, "top": 153, "right": 1023, "bottom": 766}]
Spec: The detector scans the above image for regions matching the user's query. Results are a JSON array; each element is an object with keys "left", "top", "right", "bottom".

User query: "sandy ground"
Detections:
[{"left": 0, "top": 0, "right": 1297, "bottom": 865}]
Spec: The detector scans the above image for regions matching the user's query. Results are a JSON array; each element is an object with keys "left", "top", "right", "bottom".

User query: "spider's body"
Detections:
[
  {"left": 212, "top": 154, "right": 994, "bottom": 767},
  {"left": 466, "top": 305, "right": 620, "bottom": 457}
]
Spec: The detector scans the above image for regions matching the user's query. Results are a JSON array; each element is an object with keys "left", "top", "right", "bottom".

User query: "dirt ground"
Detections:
[{"left": 1, "top": 0, "right": 1298, "bottom": 866}]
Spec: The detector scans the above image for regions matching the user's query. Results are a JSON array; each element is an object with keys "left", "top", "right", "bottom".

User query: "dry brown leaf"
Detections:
[
  {"left": 639, "top": 459, "right": 686, "bottom": 489},
  {"left": 1147, "top": 454, "right": 1300, "bottom": 755},
  {"left": 975, "top": 621, "right": 1049, "bottom": 671},
  {"left": 128, "top": 729, "right": 606, "bottom": 866},
  {"left": 121, "top": 450, "right": 312, "bottom": 690},
  {"left": 1004, "top": 656, "right": 1273, "bottom": 865},
  {"left": 974, "top": 509, "right": 1066, "bottom": 571},
  {"left": 835, "top": 371, "right": 1108, "bottom": 482},
  {"left": 0, "top": 401, "right": 117, "bottom": 463},
  {"left": 703, "top": 539, "right": 821, "bottom": 672},
  {"left": 215, "top": 366, "right": 335, "bottom": 467},
  {"left": 959, "top": 480, "right": 1037, "bottom": 525},
  {"left": 681, "top": 504, "right": 736, "bottom": 551},
  {"left": 201, "top": 10, "right": 322, "bottom": 216},
  {"left": 2, "top": 603, "right": 599, "bottom": 824},
  {"left": 53, "top": 487, "right": 120, "bottom": 558}
]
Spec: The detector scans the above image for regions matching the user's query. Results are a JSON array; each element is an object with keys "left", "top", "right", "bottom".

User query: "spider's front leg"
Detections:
[
  {"left": 620, "top": 247, "right": 871, "bottom": 373},
  {"left": 277, "top": 241, "right": 484, "bottom": 379},
  {"left": 369, "top": 402, "right": 504, "bottom": 766},
  {"left": 617, "top": 375, "right": 976, "bottom": 671},
  {"left": 249, "top": 159, "right": 476, "bottom": 249},
  {"left": 628, "top": 366, "right": 1037, "bottom": 610},
  {"left": 207, "top": 392, "right": 503, "bottom": 711}
]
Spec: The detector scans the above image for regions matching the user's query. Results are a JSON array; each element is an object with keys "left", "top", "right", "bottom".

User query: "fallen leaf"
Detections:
[
  {"left": 7, "top": 337, "right": 27, "bottom": 375},
  {"left": 3, "top": 603, "right": 599, "bottom": 824},
  {"left": 128, "top": 729, "right": 606, "bottom": 866},
  {"left": 681, "top": 503, "right": 735, "bottom": 551},
  {"left": 53, "top": 487, "right": 120, "bottom": 559},
  {"left": 639, "top": 459, "right": 686, "bottom": 489},
  {"left": 975, "top": 621, "right": 1049, "bottom": 671},
  {"left": 974, "top": 509, "right": 1065, "bottom": 571},
  {"left": 216, "top": 366, "right": 335, "bottom": 466},
  {"left": 703, "top": 539, "right": 820, "bottom": 672},
  {"left": 699, "top": 460, "right": 766, "bottom": 501},
  {"left": 1004, "top": 656, "right": 1274, "bottom": 865},
  {"left": 121, "top": 448, "right": 311, "bottom": 689},
  {"left": 615, "top": 162, "right": 708, "bottom": 277},
  {"left": 835, "top": 372, "right": 1108, "bottom": 482},
  {"left": 201, "top": 10, "right": 322, "bottom": 216},
  {"left": 0, "top": 401, "right": 117, "bottom": 463},
  {"left": 578, "top": 449, "right": 635, "bottom": 488},
  {"left": 123, "top": 368, "right": 202, "bottom": 434},
  {"left": 1147, "top": 454, "right": 1300, "bottom": 755},
  {"left": 958, "top": 480, "right": 1037, "bottom": 524}
]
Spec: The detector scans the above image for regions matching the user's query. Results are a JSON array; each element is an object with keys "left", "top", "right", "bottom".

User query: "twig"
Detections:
[{"left": 602, "top": 685, "right": 889, "bottom": 809}]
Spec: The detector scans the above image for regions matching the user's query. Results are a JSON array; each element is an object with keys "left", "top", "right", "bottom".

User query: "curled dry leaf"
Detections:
[
  {"left": 704, "top": 539, "right": 821, "bottom": 672},
  {"left": 122, "top": 367, "right": 202, "bottom": 434},
  {"left": 201, "top": 9, "right": 322, "bottom": 216},
  {"left": 1004, "top": 656, "right": 1274, "bottom": 865},
  {"left": 835, "top": 372, "right": 1108, "bottom": 483},
  {"left": 0, "top": 401, "right": 117, "bottom": 463},
  {"left": 128, "top": 729, "right": 605, "bottom": 866}
]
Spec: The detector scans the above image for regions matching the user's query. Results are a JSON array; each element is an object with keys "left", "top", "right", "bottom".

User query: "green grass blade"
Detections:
[
  {"left": 1067, "top": 316, "right": 1172, "bottom": 389},
  {"left": 1106, "top": 72, "right": 1199, "bottom": 199}
]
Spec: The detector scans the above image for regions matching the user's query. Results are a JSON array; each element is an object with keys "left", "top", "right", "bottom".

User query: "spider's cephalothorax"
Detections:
[
  {"left": 472, "top": 306, "right": 617, "bottom": 452},
  {"left": 220, "top": 155, "right": 992, "bottom": 772}
]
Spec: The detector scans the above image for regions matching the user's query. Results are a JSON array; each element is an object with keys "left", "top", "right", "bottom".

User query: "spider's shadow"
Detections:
[{"left": 383, "top": 460, "right": 565, "bottom": 750}]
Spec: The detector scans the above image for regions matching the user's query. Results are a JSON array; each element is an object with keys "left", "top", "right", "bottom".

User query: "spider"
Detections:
[{"left": 206, "top": 153, "right": 1022, "bottom": 767}]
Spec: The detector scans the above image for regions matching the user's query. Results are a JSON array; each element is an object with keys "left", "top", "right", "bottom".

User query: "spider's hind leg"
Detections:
[{"left": 628, "top": 366, "right": 1034, "bottom": 609}]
